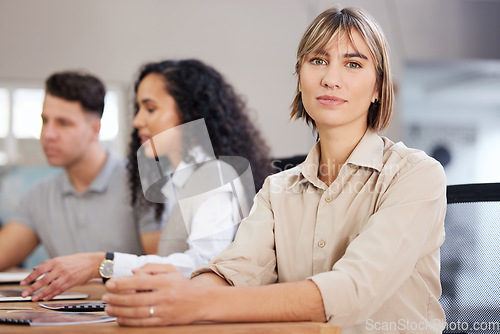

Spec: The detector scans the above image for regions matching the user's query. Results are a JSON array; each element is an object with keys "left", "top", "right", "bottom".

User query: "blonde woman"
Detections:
[{"left": 104, "top": 7, "right": 446, "bottom": 333}]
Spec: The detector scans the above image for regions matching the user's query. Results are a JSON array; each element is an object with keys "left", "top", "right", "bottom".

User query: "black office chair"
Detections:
[
  {"left": 271, "top": 155, "right": 307, "bottom": 174},
  {"left": 441, "top": 183, "right": 500, "bottom": 334}
]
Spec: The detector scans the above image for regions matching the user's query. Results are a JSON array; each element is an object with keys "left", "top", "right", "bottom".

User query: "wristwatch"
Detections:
[{"left": 98, "top": 252, "right": 114, "bottom": 283}]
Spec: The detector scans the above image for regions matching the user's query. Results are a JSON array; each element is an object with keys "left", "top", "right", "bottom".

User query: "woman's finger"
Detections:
[
  {"left": 106, "top": 274, "right": 171, "bottom": 293},
  {"left": 106, "top": 304, "right": 156, "bottom": 319},
  {"left": 103, "top": 289, "right": 155, "bottom": 307}
]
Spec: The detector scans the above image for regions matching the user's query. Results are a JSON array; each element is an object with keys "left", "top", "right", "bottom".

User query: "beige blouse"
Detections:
[{"left": 192, "top": 130, "right": 447, "bottom": 334}]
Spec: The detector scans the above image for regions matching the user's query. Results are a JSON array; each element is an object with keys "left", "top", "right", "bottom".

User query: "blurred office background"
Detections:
[
  {"left": 1, "top": 0, "right": 499, "bottom": 179},
  {"left": 0, "top": 0, "right": 499, "bottom": 314}
]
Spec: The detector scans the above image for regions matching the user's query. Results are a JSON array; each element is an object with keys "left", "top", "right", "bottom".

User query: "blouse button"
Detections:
[
  {"left": 325, "top": 196, "right": 332, "bottom": 202},
  {"left": 318, "top": 240, "right": 326, "bottom": 248}
]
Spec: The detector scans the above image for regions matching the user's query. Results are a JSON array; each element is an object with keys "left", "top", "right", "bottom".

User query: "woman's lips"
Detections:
[
  {"left": 317, "top": 95, "right": 347, "bottom": 107},
  {"left": 138, "top": 135, "right": 151, "bottom": 145}
]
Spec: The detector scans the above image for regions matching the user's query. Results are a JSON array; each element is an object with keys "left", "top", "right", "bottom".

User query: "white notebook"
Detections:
[
  {"left": 0, "top": 289, "right": 88, "bottom": 302},
  {"left": 0, "top": 272, "right": 30, "bottom": 284}
]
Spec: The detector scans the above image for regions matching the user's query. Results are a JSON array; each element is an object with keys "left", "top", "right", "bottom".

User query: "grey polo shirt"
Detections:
[{"left": 9, "top": 151, "right": 158, "bottom": 258}]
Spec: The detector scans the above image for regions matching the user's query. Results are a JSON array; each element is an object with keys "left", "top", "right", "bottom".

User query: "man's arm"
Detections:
[
  {"left": 21, "top": 228, "right": 159, "bottom": 302},
  {"left": 20, "top": 252, "right": 105, "bottom": 301},
  {"left": 0, "top": 222, "right": 39, "bottom": 271}
]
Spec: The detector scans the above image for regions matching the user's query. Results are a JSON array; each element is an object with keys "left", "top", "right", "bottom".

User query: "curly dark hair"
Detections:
[
  {"left": 45, "top": 71, "right": 106, "bottom": 118},
  {"left": 127, "top": 59, "right": 272, "bottom": 219}
]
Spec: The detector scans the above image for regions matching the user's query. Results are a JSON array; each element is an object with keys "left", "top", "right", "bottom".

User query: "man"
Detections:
[{"left": 0, "top": 71, "right": 160, "bottom": 276}]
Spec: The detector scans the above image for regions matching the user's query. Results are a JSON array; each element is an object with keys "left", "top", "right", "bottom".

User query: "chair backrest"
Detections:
[
  {"left": 271, "top": 155, "right": 307, "bottom": 174},
  {"left": 441, "top": 183, "right": 500, "bottom": 334}
]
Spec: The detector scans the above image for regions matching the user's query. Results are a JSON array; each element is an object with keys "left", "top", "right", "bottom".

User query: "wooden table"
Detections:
[{"left": 0, "top": 282, "right": 340, "bottom": 333}]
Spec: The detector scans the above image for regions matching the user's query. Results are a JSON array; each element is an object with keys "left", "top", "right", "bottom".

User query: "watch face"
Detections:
[{"left": 99, "top": 259, "right": 114, "bottom": 278}]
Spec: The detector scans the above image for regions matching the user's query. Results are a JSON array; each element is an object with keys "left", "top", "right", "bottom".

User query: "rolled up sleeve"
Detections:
[{"left": 191, "top": 177, "right": 278, "bottom": 286}]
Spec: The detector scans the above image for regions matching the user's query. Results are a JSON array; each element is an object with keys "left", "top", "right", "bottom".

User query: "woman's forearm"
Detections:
[
  {"left": 103, "top": 268, "right": 326, "bottom": 326},
  {"left": 198, "top": 279, "right": 326, "bottom": 323}
]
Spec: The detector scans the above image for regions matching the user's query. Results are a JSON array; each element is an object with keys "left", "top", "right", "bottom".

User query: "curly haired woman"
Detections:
[{"left": 120, "top": 59, "right": 272, "bottom": 277}]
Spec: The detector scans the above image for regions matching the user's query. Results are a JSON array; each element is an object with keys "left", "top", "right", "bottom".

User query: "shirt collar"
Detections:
[
  {"left": 62, "top": 151, "right": 117, "bottom": 196},
  {"left": 299, "top": 129, "right": 384, "bottom": 187},
  {"left": 170, "top": 146, "right": 213, "bottom": 189},
  {"left": 345, "top": 129, "right": 384, "bottom": 172},
  {"left": 300, "top": 142, "right": 324, "bottom": 189}
]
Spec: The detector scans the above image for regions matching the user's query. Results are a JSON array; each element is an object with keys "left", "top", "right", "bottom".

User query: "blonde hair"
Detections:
[{"left": 290, "top": 6, "right": 394, "bottom": 132}]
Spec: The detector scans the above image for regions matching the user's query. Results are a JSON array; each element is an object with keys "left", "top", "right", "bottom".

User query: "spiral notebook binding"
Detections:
[{"left": 0, "top": 318, "right": 32, "bottom": 325}]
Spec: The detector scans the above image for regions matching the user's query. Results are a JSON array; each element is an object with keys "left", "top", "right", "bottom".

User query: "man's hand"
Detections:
[{"left": 20, "top": 252, "right": 104, "bottom": 301}]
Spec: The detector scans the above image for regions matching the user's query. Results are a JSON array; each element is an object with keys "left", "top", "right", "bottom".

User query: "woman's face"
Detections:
[
  {"left": 134, "top": 73, "right": 182, "bottom": 156},
  {"left": 299, "top": 29, "right": 379, "bottom": 134}
]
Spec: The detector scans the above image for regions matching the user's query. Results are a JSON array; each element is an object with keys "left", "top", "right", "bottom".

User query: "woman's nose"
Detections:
[
  {"left": 321, "top": 65, "right": 342, "bottom": 90},
  {"left": 132, "top": 110, "right": 145, "bottom": 129}
]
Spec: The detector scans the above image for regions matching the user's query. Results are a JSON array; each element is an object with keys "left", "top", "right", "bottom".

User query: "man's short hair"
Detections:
[{"left": 45, "top": 71, "right": 106, "bottom": 118}]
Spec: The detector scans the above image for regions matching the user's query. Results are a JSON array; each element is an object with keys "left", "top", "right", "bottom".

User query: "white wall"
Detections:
[
  {"left": 1, "top": 0, "right": 498, "bottom": 158},
  {"left": 0, "top": 0, "right": 312, "bottom": 158}
]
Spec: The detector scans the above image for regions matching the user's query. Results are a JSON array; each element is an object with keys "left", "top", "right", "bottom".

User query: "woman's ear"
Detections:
[
  {"left": 371, "top": 89, "right": 380, "bottom": 103},
  {"left": 373, "top": 78, "right": 382, "bottom": 102}
]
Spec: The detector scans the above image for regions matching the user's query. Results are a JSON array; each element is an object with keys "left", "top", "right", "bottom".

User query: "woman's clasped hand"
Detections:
[{"left": 104, "top": 264, "right": 203, "bottom": 326}]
